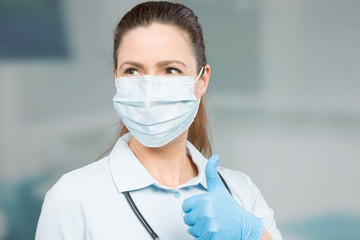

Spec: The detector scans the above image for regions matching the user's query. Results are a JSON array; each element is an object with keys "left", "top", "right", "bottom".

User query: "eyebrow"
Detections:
[
  {"left": 118, "top": 60, "right": 187, "bottom": 70},
  {"left": 156, "top": 60, "right": 187, "bottom": 67},
  {"left": 118, "top": 61, "right": 144, "bottom": 70}
]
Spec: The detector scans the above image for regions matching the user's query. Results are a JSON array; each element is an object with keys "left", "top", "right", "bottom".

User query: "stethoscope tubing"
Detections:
[
  {"left": 123, "top": 191, "right": 160, "bottom": 240},
  {"left": 123, "top": 171, "right": 231, "bottom": 240}
]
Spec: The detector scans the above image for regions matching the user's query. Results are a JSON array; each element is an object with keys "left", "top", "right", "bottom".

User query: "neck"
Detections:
[{"left": 128, "top": 131, "right": 198, "bottom": 189}]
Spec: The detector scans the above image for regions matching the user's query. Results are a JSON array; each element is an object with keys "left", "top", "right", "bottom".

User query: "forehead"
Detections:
[{"left": 117, "top": 23, "right": 196, "bottom": 66}]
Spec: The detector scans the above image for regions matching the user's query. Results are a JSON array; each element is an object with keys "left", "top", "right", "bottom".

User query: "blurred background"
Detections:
[{"left": 0, "top": 0, "right": 359, "bottom": 239}]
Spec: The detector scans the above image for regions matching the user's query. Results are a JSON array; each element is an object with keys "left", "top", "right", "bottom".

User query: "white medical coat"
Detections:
[{"left": 35, "top": 132, "right": 283, "bottom": 240}]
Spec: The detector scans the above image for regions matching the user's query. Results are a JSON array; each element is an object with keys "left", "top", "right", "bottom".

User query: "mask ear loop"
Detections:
[
  {"left": 192, "top": 66, "right": 205, "bottom": 120},
  {"left": 194, "top": 66, "right": 204, "bottom": 101},
  {"left": 194, "top": 66, "right": 204, "bottom": 84}
]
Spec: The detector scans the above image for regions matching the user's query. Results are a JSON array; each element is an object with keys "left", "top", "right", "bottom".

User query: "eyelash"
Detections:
[
  {"left": 166, "top": 67, "right": 182, "bottom": 74},
  {"left": 123, "top": 67, "right": 183, "bottom": 75},
  {"left": 124, "top": 68, "right": 138, "bottom": 75}
]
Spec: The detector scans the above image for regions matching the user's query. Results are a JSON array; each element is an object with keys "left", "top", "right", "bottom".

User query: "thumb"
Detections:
[{"left": 205, "top": 154, "right": 223, "bottom": 192}]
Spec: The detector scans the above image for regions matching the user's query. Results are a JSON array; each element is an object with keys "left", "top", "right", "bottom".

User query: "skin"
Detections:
[
  {"left": 113, "top": 23, "right": 272, "bottom": 240},
  {"left": 113, "top": 23, "right": 209, "bottom": 189}
]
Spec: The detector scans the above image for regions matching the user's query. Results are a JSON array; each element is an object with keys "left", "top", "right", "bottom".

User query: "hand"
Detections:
[{"left": 182, "top": 154, "right": 264, "bottom": 240}]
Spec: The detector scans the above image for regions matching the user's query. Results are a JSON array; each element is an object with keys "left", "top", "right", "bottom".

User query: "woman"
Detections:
[{"left": 36, "top": 1, "right": 282, "bottom": 239}]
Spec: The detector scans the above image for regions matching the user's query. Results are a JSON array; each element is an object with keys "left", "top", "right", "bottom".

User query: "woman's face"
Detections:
[{"left": 114, "top": 23, "right": 209, "bottom": 99}]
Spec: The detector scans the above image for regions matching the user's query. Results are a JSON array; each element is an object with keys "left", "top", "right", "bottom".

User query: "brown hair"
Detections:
[{"left": 99, "top": 1, "right": 212, "bottom": 159}]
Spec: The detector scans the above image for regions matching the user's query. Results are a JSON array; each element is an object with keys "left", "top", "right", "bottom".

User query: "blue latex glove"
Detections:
[{"left": 182, "top": 154, "right": 264, "bottom": 240}]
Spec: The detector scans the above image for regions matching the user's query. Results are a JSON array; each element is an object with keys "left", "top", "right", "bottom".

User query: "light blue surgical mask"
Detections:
[{"left": 113, "top": 67, "right": 204, "bottom": 147}]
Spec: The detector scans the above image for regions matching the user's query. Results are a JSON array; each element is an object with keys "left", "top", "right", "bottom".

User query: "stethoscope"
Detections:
[{"left": 123, "top": 172, "right": 232, "bottom": 240}]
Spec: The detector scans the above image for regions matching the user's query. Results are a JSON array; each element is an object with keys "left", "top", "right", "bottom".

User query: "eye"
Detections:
[
  {"left": 124, "top": 68, "right": 140, "bottom": 75},
  {"left": 166, "top": 67, "right": 182, "bottom": 75}
]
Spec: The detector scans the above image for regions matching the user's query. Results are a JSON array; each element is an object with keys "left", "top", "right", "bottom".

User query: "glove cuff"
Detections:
[{"left": 246, "top": 217, "right": 264, "bottom": 240}]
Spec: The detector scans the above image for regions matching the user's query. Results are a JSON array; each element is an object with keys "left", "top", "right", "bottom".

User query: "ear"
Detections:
[{"left": 195, "top": 64, "right": 210, "bottom": 99}]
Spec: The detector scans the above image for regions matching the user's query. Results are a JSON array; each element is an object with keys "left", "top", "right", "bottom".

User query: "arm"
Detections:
[
  {"left": 246, "top": 174, "right": 283, "bottom": 240},
  {"left": 262, "top": 227, "right": 273, "bottom": 240},
  {"left": 35, "top": 174, "right": 87, "bottom": 240}
]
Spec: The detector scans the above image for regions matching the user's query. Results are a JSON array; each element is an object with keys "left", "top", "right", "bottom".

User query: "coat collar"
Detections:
[{"left": 109, "top": 132, "right": 208, "bottom": 192}]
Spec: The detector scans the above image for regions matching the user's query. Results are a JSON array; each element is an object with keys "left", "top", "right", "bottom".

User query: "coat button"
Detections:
[{"left": 174, "top": 191, "right": 181, "bottom": 198}]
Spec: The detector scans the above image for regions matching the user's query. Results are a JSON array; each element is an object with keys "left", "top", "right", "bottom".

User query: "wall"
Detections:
[{"left": 0, "top": 0, "right": 359, "bottom": 239}]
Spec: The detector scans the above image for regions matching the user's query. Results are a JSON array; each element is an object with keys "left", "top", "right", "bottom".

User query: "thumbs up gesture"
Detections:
[{"left": 182, "top": 154, "right": 264, "bottom": 240}]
